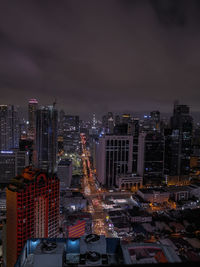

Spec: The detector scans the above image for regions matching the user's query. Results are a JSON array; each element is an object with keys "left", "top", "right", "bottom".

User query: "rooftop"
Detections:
[
  {"left": 15, "top": 236, "right": 122, "bottom": 267},
  {"left": 7, "top": 166, "right": 58, "bottom": 193}
]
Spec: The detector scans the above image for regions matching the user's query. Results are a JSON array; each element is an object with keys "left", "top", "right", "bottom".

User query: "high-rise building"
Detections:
[
  {"left": 63, "top": 115, "right": 79, "bottom": 132},
  {"left": 58, "top": 109, "right": 65, "bottom": 135},
  {"left": 96, "top": 135, "right": 133, "bottom": 188},
  {"left": 6, "top": 166, "right": 60, "bottom": 267},
  {"left": 137, "top": 131, "right": 164, "bottom": 185},
  {"left": 102, "top": 112, "right": 114, "bottom": 134},
  {"left": 28, "top": 99, "right": 38, "bottom": 140},
  {"left": 61, "top": 115, "right": 80, "bottom": 153},
  {"left": 132, "top": 118, "right": 140, "bottom": 173},
  {"left": 164, "top": 103, "right": 193, "bottom": 178},
  {"left": 0, "top": 104, "right": 19, "bottom": 150},
  {"left": 150, "top": 110, "right": 160, "bottom": 131},
  {"left": 0, "top": 149, "right": 29, "bottom": 184},
  {"left": 35, "top": 106, "right": 58, "bottom": 173}
]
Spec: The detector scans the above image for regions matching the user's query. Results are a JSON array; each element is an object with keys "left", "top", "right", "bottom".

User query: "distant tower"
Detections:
[
  {"left": 92, "top": 113, "right": 96, "bottom": 129},
  {"left": 28, "top": 99, "right": 38, "bottom": 140},
  {"left": 165, "top": 103, "right": 193, "bottom": 178},
  {"left": 0, "top": 105, "right": 19, "bottom": 150},
  {"left": 35, "top": 105, "right": 58, "bottom": 173}
]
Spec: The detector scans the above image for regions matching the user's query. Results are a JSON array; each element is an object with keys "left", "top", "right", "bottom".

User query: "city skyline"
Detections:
[
  {"left": 2, "top": 1, "right": 200, "bottom": 266},
  {"left": 1, "top": 1, "right": 200, "bottom": 117}
]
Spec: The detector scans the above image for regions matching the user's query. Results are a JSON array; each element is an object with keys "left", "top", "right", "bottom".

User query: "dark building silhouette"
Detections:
[
  {"left": 35, "top": 106, "right": 58, "bottom": 173},
  {"left": 138, "top": 131, "right": 164, "bottom": 185},
  {"left": 164, "top": 103, "right": 193, "bottom": 178}
]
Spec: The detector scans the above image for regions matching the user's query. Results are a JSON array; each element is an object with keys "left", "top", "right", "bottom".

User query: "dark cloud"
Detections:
[{"left": 0, "top": 0, "right": 200, "bottom": 118}]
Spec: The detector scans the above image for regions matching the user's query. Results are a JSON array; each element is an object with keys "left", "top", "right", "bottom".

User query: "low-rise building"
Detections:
[
  {"left": 14, "top": 236, "right": 122, "bottom": 267},
  {"left": 137, "top": 188, "right": 170, "bottom": 204},
  {"left": 167, "top": 186, "right": 190, "bottom": 202},
  {"left": 127, "top": 208, "right": 152, "bottom": 223},
  {"left": 61, "top": 191, "right": 87, "bottom": 212},
  {"left": 121, "top": 242, "right": 181, "bottom": 264},
  {"left": 116, "top": 173, "right": 143, "bottom": 190}
]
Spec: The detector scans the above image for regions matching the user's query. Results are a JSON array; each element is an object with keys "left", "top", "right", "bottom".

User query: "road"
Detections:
[{"left": 80, "top": 133, "right": 114, "bottom": 237}]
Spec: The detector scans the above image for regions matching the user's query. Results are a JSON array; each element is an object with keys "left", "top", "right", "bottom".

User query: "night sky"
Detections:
[{"left": 1, "top": 0, "right": 200, "bottom": 118}]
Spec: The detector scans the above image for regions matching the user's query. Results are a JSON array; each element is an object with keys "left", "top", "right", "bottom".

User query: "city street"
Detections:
[{"left": 80, "top": 133, "right": 114, "bottom": 237}]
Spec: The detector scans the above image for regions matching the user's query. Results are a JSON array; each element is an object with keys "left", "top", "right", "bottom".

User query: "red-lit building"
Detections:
[{"left": 6, "top": 166, "right": 60, "bottom": 267}]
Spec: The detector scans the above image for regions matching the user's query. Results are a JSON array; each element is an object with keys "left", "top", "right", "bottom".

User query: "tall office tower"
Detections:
[
  {"left": 35, "top": 106, "right": 58, "bottom": 173},
  {"left": 89, "top": 113, "right": 99, "bottom": 135},
  {"left": 19, "top": 119, "right": 28, "bottom": 140},
  {"left": 102, "top": 112, "right": 114, "bottom": 134},
  {"left": 150, "top": 110, "right": 160, "bottom": 131},
  {"left": 164, "top": 103, "right": 193, "bottom": 179},
  {"left": 62, "top": 115, "right": 80, "bottom": 153},
  {"left": 28, "top": 99, "right": 38, "bottom": 140},
  {"left": 96, "top": 135, "right": 133, "bottom": 188},
  {"left": 190, "top": 127, "right": 200, "bottom": 176},
  {"left": 0, "top": 149, "right": 29, "bottom": 184},
  {"left": 6, "top": 166, "right": 60, "bottom": 267},
  {"left": 137, "top": 131, "right": 164, "bottom": 185},
  {"left": 107, "top": 112, "right": 114, "bottom": 134},
  {"left": 58, "top": 109, "right": 65, "bottom": 135},
  {"left": 132, "top": 118, "right": 140, "bottom": 173},
  {"left": 0, "top": 105, "right": 20, "bottom": 150},
  {"left": 63, "top": 115, "right": 79, "bottom": 132}
]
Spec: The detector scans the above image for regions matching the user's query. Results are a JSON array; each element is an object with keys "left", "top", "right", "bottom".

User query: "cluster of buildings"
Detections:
[
  {"left": 14, "top": 235, "right": 180, "bottom": 266},
  {"left": 1, "top": 99, "right": 200, "bottom": 265},
  {"left": 0, "top": 99, "right": 76, "bottom": 266},
  {"left": 95, "top": 102, "right": 196, "bottom": 188}
]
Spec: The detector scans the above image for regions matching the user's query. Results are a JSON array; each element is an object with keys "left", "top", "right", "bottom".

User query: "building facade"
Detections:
[
  {"left": 28, "top": 99, "right": 38, "bottom": 140},
  {"left": 57, "top": 159, "right": 72, "bottom": 190},
  {"left": 0, "top": 104, "right": 19, "bottom": 150},
  {"left": 116, "top": 173, "right": 143, "bottom": 190},
  {"left": 6, "top": 166, "right": 60, "bottom": 267},
  {"left": 137, "top": 131, "right": 164, "bottom": 185},
  {"left": 0, "top": 149, "right": 29, "bottom": 184},
  {"left": 96, "top": 135, "right": 133, "bottom": 188},
  {"left": 35, "top": 106, "right": 58, "bottom": 173},
  {"left": 164, "top": 104, "right": 193, "bottom": 183}
]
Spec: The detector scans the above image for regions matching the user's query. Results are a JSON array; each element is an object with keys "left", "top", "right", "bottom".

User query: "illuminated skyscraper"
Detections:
[
  {"left": 6, "top": 166, "right": 60, "bottom": 267},
  {"left": 0, "top": 104, "right": 19, "bottom": 150},
  {"left": 35, "top": 106, "right": 58, "bottom": 173},
  {"left": 62, "top": 115, "right": 80, "bottom": 153},
  {"left": 28, "top": 98, "right": 38, "bottom": 140}
]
